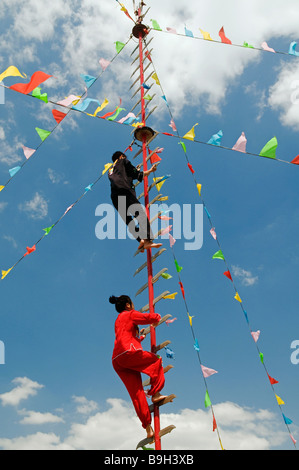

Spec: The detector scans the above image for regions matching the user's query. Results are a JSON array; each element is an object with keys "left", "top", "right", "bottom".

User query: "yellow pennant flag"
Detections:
[
  {"left": 159, "top": 196, "right": 169, "bottom": 201},
  {"left": 0, "top": 66, "right": 26, "bottom": 83},
  {"left": 199, "top": 29, "right": 213, "bottom": 41},
  {"left": 188, "top": 313, "right": 195, "bottom": 327},
  {"left": 152, "top": 73, "right": 160, "bottom": 85},
  {"left": 88, "top": 98, "right": 109, "bottom": 117},
  {"left": 1, "top": 268, "right": 12, "bottom": 280},
  {"left": 183, "top": 123, "right": 198, "bottom": 141},
  {"left": 0, "top": 185, "right": 5, "bottom": 192},
  {"left": 197, "top": 183, "right": 202, "bottom": 196},
  {"left": 234, "top": 292, "right": 242, "bottom": 303},
  {"left": 153, "top": 177, "right": 166, "bottom": 192},
  {"left": 102, "top": 163, "right": 113, "bottom": 175},
  {"left": 163, "top": 292, "right": 178, "bottom": 300},
  {"left": 276, "top": 395, "right": 285, "bottom": 406}
]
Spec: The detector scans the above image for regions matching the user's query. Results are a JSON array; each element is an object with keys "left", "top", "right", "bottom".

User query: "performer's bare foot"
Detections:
[
  {"left": 143, "top": 239, "right": 162, "bottom": 250},
  {"left": 146, "top": 424, "right": 154, "bottom": 439},
  {"left": 151, "top": 392, "right": 167, "bottom": 404},
  {"left": 138, "top": 240, "right": 145, "bottom": 253}
]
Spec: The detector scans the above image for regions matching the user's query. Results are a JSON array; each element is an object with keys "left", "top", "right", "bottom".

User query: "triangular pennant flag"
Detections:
[
  {"left": 223, "top": 270, "right": 233, "bottom": 281},
  {"left": 10, "top": 71, "right": 52, "bottom": 95},
  {"left": 161, "top": 273, "right": 172, "bottom": 280},
  {"left": 187, "top": 163, "right": 195, "bottom": 174},
  {"left": 99, "top": 58, "right": 111, "bottom": 71},
  {"left": 174, "top": 259, "right": 183, "bottom": 272},
  {"left": 259, "top": 352, "right": 264, "bottom": 364},
  {"left": 276, "top": 395, "right": 285, "bottom": 406},
  {"left": 163, "top": 292, "right": 178, "bottom": 300},
  {"left": 197, "top": 184, "right": 202, "bottom": 196},
  {"left": 85, "top": 184, "right": 93, "bottom": 192},
  {"left": 43, "top": 224, "right": 55, "bottom": 235},
  {"left": 289, "top": 41, "right": 299, "bottom": 57},
  {"left": 251, "top": 330, "right": 260, "bottom": 343},
  {"left": 183, "top": 123, "right": 198, "bottom": 141},
  {"left": 52, "top": 109, "right": 67, "bottom": 124},
  {"left": 151, "top": 19, "right": 162, "bottom": 31},
  {"left": 184, "top": 26, "right": 194, "bottom": 37},
  {"left": 188, "top": 313, "right": 194, "bottom": 327},
  {"left": 35, "top": 128, "right": 51, "bottom": 142},
  {"left": 9, "top": 166, "right": 21, "bottom": 178},
  {"left": 212, "top": 250, "right": 225, "bottom": 261},
  {"left": 115, "top": 41, "right": 125, "bottom": 54},
  {"left": 108, "top": 107, "right": 126, "bottom": 121},
  {"left": 259, "top": 137, "right": 278, "bottom": 159},
  {"left": 161, "top": 225, "right": 172, "bottom": 236},
  {"left": 194, "top": 339, "right": 200, "bottom": 352},
  {"left": 169, "top": 234, "right": 176, "bottom": 247},
  {"left": 243, "top": 42, "right": 254, "bottom": 49},
  {"left": 178, "top": 141, "right": 187, "bottom": 153},
  {"left": 291, "top": 155, "right": 299, "bottom": 165},
  {"left": 290, "top": 434, "right": 297, "bottom": 445},
  {"left": 201, "top": 365, "right": 218, "bottom": 378},
  {"left": 234, "top": 292, "right": 242, "bottom": 303},
  {"left": 24, "top": 245, "right": 36, "bottom": 257},
  {"left": 200, "top": 29, "right": 213, "bottom": 41},
  {"left": 213, "top": 415, "right": 217, "bottom": 432},
  {"left": 232, "top": 132, "right": 247, "bottom": 153},
  {"left": 1, "top": 268, "right": 12, "bottom": 280},
  {"left": 210, "top": 228, "right": 217, "bottom": 240},
  {"left": 90, "top": 99, "right": 109, "bottom": 117},
  {"left": 80, "top": 74, "right": 96, "bottom": 88},
  {"left": 208, "top": 130, "right": 223, "bottom": 146},
  {"left": 261, "top": 42, "right": 275, "bottom": 53},
  {"left": 179, "top": 281, "right": 185, "bottom": 299},
  {"left": 0, "top": 186, "right": 5, "bottom": 192},
  {"left": 152, "top": 73, "right": 160, "bottom": 85},
  {"left": 32, "top": 87, "right": 48, "bottom": 103},
  {"left": 165, "top": 346, "right": 175, "bottom": 359},
  {"left": 268, "top": 374, "right": 279, "bottom": 385},
  {"left": 22, "top": 145, "right": 36, "bottom": 160},
  {"left": 204, "top": 390, "right": 212, "bottom": 408},
  {"left": 150, "top": 153, "right": 161, "bottom": 164},
  {"left": 283, "top": 414, "right": 293, "bottom": 425},
  {"left": 219, "top": 27, "right": 232, "bottom": 44},
  {"left": 0, "top": 65, "right": 26, "bottom": 83},
  {"left": 102, "top": 163, "right": 113, "bottom": 175},
  {"left": 169, "top": 119, "right": 177, "bottom": 132}
]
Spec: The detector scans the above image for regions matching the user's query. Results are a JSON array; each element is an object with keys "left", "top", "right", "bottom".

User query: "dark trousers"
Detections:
[{"left": 111, "top": 190, "right": 153, "bottom": 242}]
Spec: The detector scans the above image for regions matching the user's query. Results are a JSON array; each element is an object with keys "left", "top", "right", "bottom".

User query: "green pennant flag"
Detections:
[
  {"left": 151, "top": 19, "right": 162, "bottom": 31},
  {"left": 35, "top": 127, "right": 51, "bottom": 142},
  {"left": 107, "top": 108, "right": 125, "bottom": 121},
  {"left": 243, "top": 41, "right": 254, "bottom": 49},
  {"left": 259, "top": 352, "right": 264, "bottom": 364},
  {"left": 174, "top": 259, "right": 183, "bottom": 273},
  {"left": 43, "top": 224, "right": 55, "bottom": 235},
  {"left": 161, "top": 273, "right": 173, "bottom": 280},
  {"left": 178, "top": 141, "right": 187, "bottom": 153},
  {"left": 32, "top": 87, "right": 48, "bottom": 103},
  {"left": 259, "top": 137, "right": 278, "bottom": 159},
  {"left": 115, "top": 41, "right": 125, "bottom": 54},
  {"left": 204, "top": 390, "right": 211, "bottom": 408},
  {"left": 212, "top": 250, "right": 225, "bottom": 261}
]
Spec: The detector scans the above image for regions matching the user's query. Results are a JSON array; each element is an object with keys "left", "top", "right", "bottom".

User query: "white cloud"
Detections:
[
  {"left": 0, "top": 377, "right": 44, "bottom": 407},
  {"left": 232, "top": 265, "right": 258, "bottom": 287},
  {"left": 18, "top": 192, "right": 49, "bottom": 219},
  {"left": 0, "top": 432, "right": 73, "bottom": 451},
  {"left": 18, "top": 409, "right": 64, "bottom": 425},
  {"left": 72, "top": 396, "right": 99, "bottom": 415}
]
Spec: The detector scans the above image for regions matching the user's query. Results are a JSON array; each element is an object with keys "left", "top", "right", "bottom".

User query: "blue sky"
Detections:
[{"left": 0, "top": 0, "right": 299, "bottom": 450}]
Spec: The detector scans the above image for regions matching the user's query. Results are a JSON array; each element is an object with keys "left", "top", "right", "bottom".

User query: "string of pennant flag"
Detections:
[
  {"left": 149, "top": 19, "right": 299, "bottom": 59},
  {"left": 140, "top": 33, "right": 297, "bottom": 448}
]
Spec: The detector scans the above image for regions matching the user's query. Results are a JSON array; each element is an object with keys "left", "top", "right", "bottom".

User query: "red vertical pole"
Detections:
[{"left": 137, "top": 9, "right": 161, "bottom": 451}]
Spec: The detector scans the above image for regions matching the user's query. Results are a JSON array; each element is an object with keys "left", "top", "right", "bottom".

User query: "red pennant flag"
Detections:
[
  {"left": 268, "top": 374, "right": 279, "bottom": 385},
  {"left": 179, "top": 281, "right": 185, "bottom": 299},
  {"left": 125, "top": 145, "right": 133, "bottom": 152},
  {"left": 10, "top": 71, "right": 52, "bottom": 95},
  {"left": 291, "top": 155, "right": 299, "bottom": 165},
  {"left": 100, "top": 107, "right": 118, "bottom": 119},
  {"left": 219, "top": 27, "right": 232, "bottom": 45},
  {"left": 24, "top": 245, "right": 36, "bottom": 257},
  {"left": 213, "top": 415, "right": 217, "bottom": 432},
  {"left": 187, "top": 163, "right": 195, "bottom": 174},
  {"left": 150, "top": 152, "right": 162, "bottom": 164},
  {"left": 223, "top": 270, "right": 233, "bottom": 281},
  {"left": 145, "top": 50, "right": 152, "bottom": 62},
  {"left": 52, "top": 109, "right": 67, "bottom": 124}
]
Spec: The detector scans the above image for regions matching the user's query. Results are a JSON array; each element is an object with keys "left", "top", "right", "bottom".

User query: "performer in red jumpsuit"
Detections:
[{"left": 110, "top": 294, "right": 166, "bottom": 439}]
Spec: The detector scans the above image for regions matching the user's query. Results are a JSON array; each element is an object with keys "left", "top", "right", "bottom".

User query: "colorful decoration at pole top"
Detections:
[{"left": 0, "top": 5, "right": 298, "bottom": 448}]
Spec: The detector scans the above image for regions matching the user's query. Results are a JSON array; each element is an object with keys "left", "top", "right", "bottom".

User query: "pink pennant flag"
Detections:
[
  {"left": 64, "top": 204, "right": 74, "bottom": 215},
  {"left": 169, "top": 234, "right": 176, "bottom": 247},
  {"left": 169, "top": 119, "right": 177, "bottom": 132},
  {"left": 159, "top": 215, "right": 172, "bottom": 221},
  {"left": 210, "top": 227, "right": 217, "bottom": 240},
  {"left": 261, "top": 42, "right": 276, "bottom": 53},
  {"left": 232, "top": 132, "right": 247, "bottom": 153},
  {"left": 57, "top": 95, "right": 80, "bottom": 107},
  {"left": 166, "top": 317, "right": 177, "bottom": 325},
  {"left": 156, "top": 148, "right": 164, "bottom": 154},
  {"left": 22, "top": 145, "right": 36, "bottom": 160},
  {"left": 99, "top": 58, "right": 111, "bottom": 71},
  {"left": 251, "top": 330, "right": 260, "bottom": 343},
  {"left": 166, "top": 27, "right": 177, "bottom": 34},
  {"left": 161, "top": 225, "right": 172, "bottom": 236},
  {"left": 201, "top": 365, "right": 218, "bottom": 378},
  {"left": 290, "top": 434, "right": 297, "bottom": 445}
]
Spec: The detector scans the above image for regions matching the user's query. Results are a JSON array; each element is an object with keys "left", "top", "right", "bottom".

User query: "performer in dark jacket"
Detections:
[{"left": 108, "top": 151, "right": 162, "bottom": 252}]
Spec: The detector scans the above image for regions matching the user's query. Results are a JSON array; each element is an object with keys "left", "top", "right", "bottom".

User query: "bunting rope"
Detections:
[
  {"left": 0, "top": 34, "right": 132, "bottom": 194},
  {"left": 148, "top": 21, "right": 299, "bottom": 59},
  {"left": 141, "top": 33, "right": 297, "bottom": 449}
]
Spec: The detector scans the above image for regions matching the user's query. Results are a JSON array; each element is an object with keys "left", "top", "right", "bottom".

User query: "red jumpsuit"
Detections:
[{"left": 112, "top": 309, "right": 165, "bottom": 429}]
